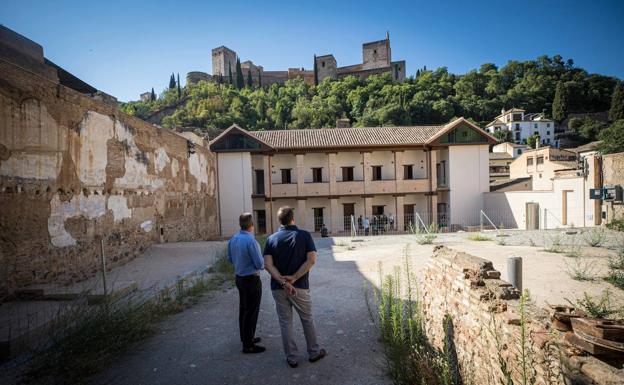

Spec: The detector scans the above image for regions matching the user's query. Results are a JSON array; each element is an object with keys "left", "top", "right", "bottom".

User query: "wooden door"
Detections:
[
  {"left": 526, "top": 202, "right": 539, "bottom": 230},
  {"left": 343, "top": 203, "right": 355, "bottom": 231}
]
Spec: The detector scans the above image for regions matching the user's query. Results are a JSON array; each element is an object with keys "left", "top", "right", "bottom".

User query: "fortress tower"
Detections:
[
  {"left": 211, "top": 46, "right": 237, "bottom": 77},
  {"left": 362, "top": 32, "right": 391, "bottom": 70}
]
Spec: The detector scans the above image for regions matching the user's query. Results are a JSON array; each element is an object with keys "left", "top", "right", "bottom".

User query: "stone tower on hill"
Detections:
[
  {"left": 186, "top": 34, "right": 406, "bottom": 87},
  {"left": 212, "top": 46, "right": 236, "bottom": 77}
]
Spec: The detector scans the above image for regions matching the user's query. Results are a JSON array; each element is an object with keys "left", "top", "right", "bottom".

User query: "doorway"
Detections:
[
  {"left": 255, "top": 210, "right": 266, "bottom": 234},
  {"left": 343, "top": 203, "right": 355, "bottom": 231},
  {"left": 526, "top": 202, "right": 539, "bottom": 230},
  {"left": 437, "top": 203, "right": 447, "bottom": 227},
  {"left": 255, "top": 170, "right": 264, "bottom": 195},
  {"left": 313, "top": 208, "right": 324, "bottom": 232},
  {"left": 404, "top": 204, "right": 415, "bottom": 230},
  {"left": 562, "top": 190, "right": 573, "bottom": 225}
]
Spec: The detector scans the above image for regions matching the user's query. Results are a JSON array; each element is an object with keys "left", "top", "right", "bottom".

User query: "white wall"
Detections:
[
  {"left": 218, "top": 152, "right": 253, "bottom": 236},
  {"left": 484, "top": 176, "right": 594, "bottom": 229},
  {"left": 448, "top": 145, "right": 489, "bottom": 225}
]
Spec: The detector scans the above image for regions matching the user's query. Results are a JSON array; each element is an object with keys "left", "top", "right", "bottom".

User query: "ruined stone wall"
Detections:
[
  {"left": 602, "top": 152, "right": 624, "bottom": 223},
  {"left": 0, "top": 60, "right": 219, "bottom": 297},
  {"left": 422, "top": 246, "right": 623, "bottom": 385}
]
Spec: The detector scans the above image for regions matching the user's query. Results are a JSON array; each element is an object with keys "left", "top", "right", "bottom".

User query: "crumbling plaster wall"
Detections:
[{"left": 0, "top": 60, "right": 219, "bottom": 296}]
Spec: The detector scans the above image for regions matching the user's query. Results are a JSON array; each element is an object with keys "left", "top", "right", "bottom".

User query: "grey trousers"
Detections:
[{"left": 271, "top": 288, "right": 320, "bottom": 361}]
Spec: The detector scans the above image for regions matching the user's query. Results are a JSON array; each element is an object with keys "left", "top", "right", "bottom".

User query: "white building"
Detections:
[
  {"left": 210, "top": 118, "right": 496, "bottom": 236},
  {"left": 485, "top": 108, "right": 556, "bottom": 147}
]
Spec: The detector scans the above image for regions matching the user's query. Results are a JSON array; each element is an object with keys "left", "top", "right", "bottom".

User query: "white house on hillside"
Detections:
[{"left": 485, "top": 108, "right": 556, "bottom": 147}]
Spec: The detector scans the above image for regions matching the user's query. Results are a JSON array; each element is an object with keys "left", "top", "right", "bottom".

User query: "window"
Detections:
[
  {"left": 547, "top": 139, "right": 551, "bottom": 144},
  {"left": 211, "top": 133, "right": 261, "bottom": 151},
  {"left": 537, "top": 156, "right": 544, "bottom": 165},
  {"left": 517, "top": 149, "right": 522, "bottom": 155},
  {"left": 372, "top": 166, "right": 382, "bottom": 181},
  {"left": 534, "top": 131, "right": 539, "bottom": 135},
  {"left": 255, "top": 170, "right": 265, "bottom": 195},
  {"left": 547, "top": 131, "right": 550, "bottom": 135},
  {"left": 281, "top": 169, "right": 291, "bottom": 184},
  {"left": 439, "top": 124, "right": 487, "bottom": 144},
  {"left": 403, "top": 165, "right": 414, "bottom": 180},
  {"left": 321, "top": 61, "right": 325, "bottom": 68},
  {"left": 312, "top": 168, "right": 323, "bottom": 183},
  {"left": 341, "top": 167, "right": 354, "bottom": 181},
  {"left": 534, "top": 123, "right": 538, "bottom": 128},
  {"left": 513, "top": 113, "right": 522, "bottom": 121},
  {"left": 515, "top": 123, "right": 520, "bottom": 130},
  {"left": 527, "top": 158, "right": 534, "bottom": 166},
  {"left": 547, "top": 123, "right": 551, "bottom": 128}
]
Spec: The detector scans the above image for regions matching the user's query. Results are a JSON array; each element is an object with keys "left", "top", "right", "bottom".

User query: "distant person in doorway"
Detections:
[
  {"left": 358, "top": 215, "right": 363, "bottom": 231},
  {"left": 389, "top": 213, "right": 395, "bottom": 231},
  {"left": 363, "top": 217, "right": 370, "bottom": 236},
  {"left": 227, "top": 213, "right": 265, "bottom": 354},
  {"left": 320, "top": 224, "right": 329, "bottom": 237},
  {"left": 263, "top": 206, "right": 327, "bottom": 368}
]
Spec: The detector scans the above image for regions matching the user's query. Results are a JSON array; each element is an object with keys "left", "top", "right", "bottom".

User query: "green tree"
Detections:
[
  {"left": 313, "top": 54, "right": 318, "bottom": 86},
  {"left": 526, "top": 134, "right": 540, "bottom": 149},
  {"left": 247, "top": 69, "right": 253, "bottom": 88},
  {"left": 609, "top": 81, "right": 624, "bottom": 121},
  {"left": 599, "top": 120, "right": 624, "bottom": 154},
  {"left": 169, "top": 73, "right": 176, "bottom": 89},
  {"left": 177, "top": 73, "right": 181, "bottom": 97},
  {"left": 492, "top": 130, "right": 512, "bottom": 142},
  {"left": 150, "top": 87, "right": 156, "bottom": 101},
  {"left": 552, "top": 81, "right": 568, "bottom": 122},
  {"left": 235, "top": 57, "right": 244, "bottom": 89},
  {"left": 228, "top": 62, "right": 233, "bottom": 85},
  {"left": 258, "top": 70, "right": 262, "bottom": 88}
]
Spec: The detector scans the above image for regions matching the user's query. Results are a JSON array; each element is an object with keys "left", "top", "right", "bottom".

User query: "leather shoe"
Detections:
[
  {"left": 242, "top": 345, "right": 266, "bottom": 354},
  {"left": 253, "top": 337, "right": 261, "bottom": 344},
  {"left": 309, "top": 348, "right": 326, "bottom": 363}
]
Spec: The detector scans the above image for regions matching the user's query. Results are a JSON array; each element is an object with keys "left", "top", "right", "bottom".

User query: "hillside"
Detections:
[{"left": 121, "top": 55, "right": 618, "bottom": 139}]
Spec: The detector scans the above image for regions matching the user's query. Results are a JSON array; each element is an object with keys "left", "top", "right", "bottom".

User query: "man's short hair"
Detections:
[
  {"left": 239, "top": 213, "right": 254, "bottom": 230},
  {"left": 277, "top": 206, "right": 294, "bottom": 226}
]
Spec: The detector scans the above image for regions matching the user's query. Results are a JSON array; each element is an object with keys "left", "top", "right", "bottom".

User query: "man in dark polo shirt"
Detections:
[{"left": 263, "top": 206, "right": 327, "bottom": 368}]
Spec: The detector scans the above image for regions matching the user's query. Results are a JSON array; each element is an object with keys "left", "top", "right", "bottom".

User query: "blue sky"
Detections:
[{"left": 3, "top": 0, "right": 623, "bottom": 102}]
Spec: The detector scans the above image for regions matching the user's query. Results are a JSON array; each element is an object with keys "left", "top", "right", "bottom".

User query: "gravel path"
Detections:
[{"left": 92, "top": 238, "right": 390, "bottom": 385}]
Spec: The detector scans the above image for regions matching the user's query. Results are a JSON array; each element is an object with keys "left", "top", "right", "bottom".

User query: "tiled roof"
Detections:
[
  {"left": 570, "top": 141, "right": 602, "bottom": 153},
  {"left": 250, "top": 125, "right": 444, "bottom": 150},
  {"left": 551, "top": 160, "right": 578, "bottom": 169}
]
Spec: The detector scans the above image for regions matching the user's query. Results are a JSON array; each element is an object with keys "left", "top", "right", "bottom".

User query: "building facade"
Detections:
[
  {"left": 210, "top": 118, "right": 495, "bottom": 236},
  {"left": 488, "top": 142, "right": 529, "bottom": 183},
  {"left": 509, "top": 147, "right": 577, "bottom": 190},
  {"left": 485, "top": 108, "right": 556, "bottom": 146}
]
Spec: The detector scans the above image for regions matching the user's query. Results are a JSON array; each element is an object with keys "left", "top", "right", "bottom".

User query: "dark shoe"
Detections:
[
  {"left": 253, "top": 337, "right": 261, "bottom": 344},
  {"left": 242, "top": 345, "right": 266, "bottom": 354},
  {"left": 287, "top": 359, "right": 298, "bottom": 368},
  {"left": 308, "top": 348, "right": 327, "bottom": 363}
]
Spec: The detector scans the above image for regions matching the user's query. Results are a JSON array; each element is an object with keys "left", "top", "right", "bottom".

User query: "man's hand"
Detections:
[
  {"left": 283, "top": 282, "right": 296, "bottom": 296},
  {"left": 282, "top": 275, "right": 296, "bottom": 284}
]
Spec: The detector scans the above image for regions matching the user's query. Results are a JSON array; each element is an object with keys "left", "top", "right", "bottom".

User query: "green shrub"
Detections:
[
  {"left": 606, "top": 218, "right": 624, "bottom": 232},
  {"left": 468, "top": 233, "right": 491, "bottom": 241},
  {"left": 409, "top": 222, "right": 438, "bottom": 245},
  {"left": 369, "top": 248, "right": 459, "bottom": 385},
  {"left": 564, "top": 258, "right": 597, "bottom": 281},
  {"left": 583, "top": 227, "right": 605, "bottom": 247},
  {"left": 566, "top": 290, "right": 623, "bottom": 319}
]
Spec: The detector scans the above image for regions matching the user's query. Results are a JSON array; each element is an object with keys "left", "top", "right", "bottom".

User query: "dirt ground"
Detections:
[{"left": 91, "top": 231, "right": 623, "bottom": 385}]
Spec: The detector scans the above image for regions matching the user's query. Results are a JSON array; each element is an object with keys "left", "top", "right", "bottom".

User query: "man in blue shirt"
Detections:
[
  {"left": 227, "top": 213, "right": 265, "bottom": 354},
  {"left": 263, "top": 206, "right": 326, "bottom": 368}
]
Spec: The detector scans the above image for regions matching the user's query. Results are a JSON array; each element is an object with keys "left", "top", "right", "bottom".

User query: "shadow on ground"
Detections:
[{"left": 90, "top": 237, "right": 391, "bottom": 385}]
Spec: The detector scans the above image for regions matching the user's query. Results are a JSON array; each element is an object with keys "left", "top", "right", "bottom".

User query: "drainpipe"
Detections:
[{"left": 268, "top": 155, "right": 273, "bottom": 233}]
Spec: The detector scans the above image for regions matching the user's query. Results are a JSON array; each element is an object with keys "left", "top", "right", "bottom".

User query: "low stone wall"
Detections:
[
  {"left": 0, "top": 49, "right": 220, "bottom": 296},
  {"left": 422, "top": 246, "right": 624, "bottom": 385}
]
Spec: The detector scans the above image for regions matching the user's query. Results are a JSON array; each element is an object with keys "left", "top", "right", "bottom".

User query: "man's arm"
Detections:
[
  {"left": 284, "top": 251, "right": 316, "bottom": 283},
  {"left": 248, "top": 240, "right": 264, "bottom": 270},
  {"left": 264, "top": 254, "right": 296, "bottom": 295},
  {"left": 227, "top": 240, "right": 233, "bottom": 264}
]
